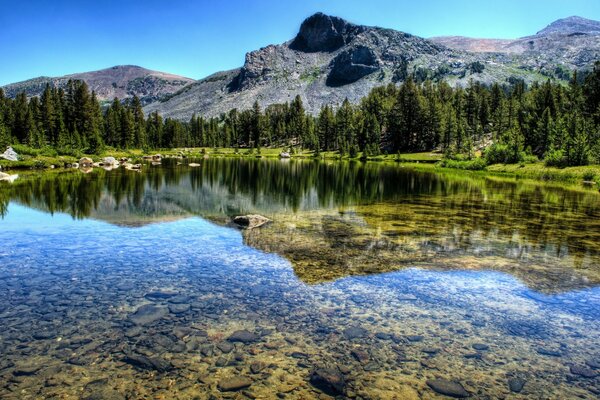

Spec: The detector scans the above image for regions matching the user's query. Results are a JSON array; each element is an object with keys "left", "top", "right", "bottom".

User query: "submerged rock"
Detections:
[
  {"left": 508, "top": 377, "right": 526, "bottom": 393},
  {"left": 227, "top": 330, "right": 258, "bottom": 343},
  {"left": 232, "top": 214, "right": 271, "bottom": 229},
  {"left": 309, "top": 368, "right": 346, "bottom": 396},
  {"left": 426, "top": 379, "right": 470, "bottom": 398},
  {"left": 218, "top": 376, "right": 252, "bottom": 391},
  {"left": 570, "top": 364, "right": 599, "bottom": 378},
  {"left": 343, "top": 326, "right": 368, "bottom": 340},
  {"left": 128, "top": 304, "right": 168, "bottom": 325},
  {"left": 123, "top": 354, "right": 173, "bottom": 372}
]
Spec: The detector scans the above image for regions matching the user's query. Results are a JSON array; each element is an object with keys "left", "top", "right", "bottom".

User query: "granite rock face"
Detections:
[
  {"left": 290, "top": 12, "right": 364, "bottom": 52},
  {"left": 145, "top": 13, "right": 600, "bottom": 120}
]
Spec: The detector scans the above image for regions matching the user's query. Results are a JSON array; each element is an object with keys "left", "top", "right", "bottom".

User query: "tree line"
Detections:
[{"left": 1, "top": 61, "right": 599, "bottom": 166}]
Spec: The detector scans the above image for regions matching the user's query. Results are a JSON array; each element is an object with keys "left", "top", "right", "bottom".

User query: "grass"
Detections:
[{"left": 2, "top": 145, "right": 599, "bottom": 190}]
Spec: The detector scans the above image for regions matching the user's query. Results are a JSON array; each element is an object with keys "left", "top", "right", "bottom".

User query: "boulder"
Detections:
[
  {"left": 227, "top": 330, "right": 258, "bottom": 343},
  {"left": 426, "top": 379, "right": 470, "bottom": 398},
  {"left": 128, "top": 304, "right": 168, "bottom": 325},
  {"left": 79, "top": 157, "right": 94, "bottom": 168},
  {"left": 218, "top": 376, "right": 252, "bottom": 392},
  {"left": 279, "top": 152, "right": 291, "bottom": 158},
  {"left": 123, "top": 354, "right": 173, "bottom": 372},
  {"left": 189, "top": 163, "right": 201, "bottom": 167},
  {"left": 102, "top": 157, "right": 117, "bottom": 166},
  {"left": 232, "top": 214, "right": 271, "bottom": 229},
  {"left": 152, "top": 154, "right": 162, "bottom": 162},
  {"left": 309, "top": 368, "right": 346, "bottom": 396},
  {"left": 1, "top": 146, "right": 18, "bottom": 161}
]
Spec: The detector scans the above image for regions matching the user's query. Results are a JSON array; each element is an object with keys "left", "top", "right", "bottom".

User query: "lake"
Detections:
[{"left": 0, "top": 158, "right": 599, "bottom": 399}]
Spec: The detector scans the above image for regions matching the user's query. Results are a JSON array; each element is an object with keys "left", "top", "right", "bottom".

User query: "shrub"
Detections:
[
  {"left": 544, "top": 149, "right": 567, "bottom": 167},
  {"left": 484, "top": 143, "right": 526, "bottom": 164},
  {"left": 439, "top": 158, "right": 487, "bottom": 170},
  {"left": 582, "top": 171, "right": 596, "bottom": 181}
]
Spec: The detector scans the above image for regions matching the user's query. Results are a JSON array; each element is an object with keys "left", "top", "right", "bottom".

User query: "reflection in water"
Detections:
[{"left": 0, "top": 159, "right": 599, "bottom": 399}]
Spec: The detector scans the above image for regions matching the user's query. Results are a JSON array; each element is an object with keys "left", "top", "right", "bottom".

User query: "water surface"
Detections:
[{"left": 1, "top": 159, "right": 599, "bottom": 399}]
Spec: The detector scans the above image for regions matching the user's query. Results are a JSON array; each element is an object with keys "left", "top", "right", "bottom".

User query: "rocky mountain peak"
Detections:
[
  {"left": 536, "top": 16, "right": 600, "bottom": 36},
  {"left": 290, "top": 12, "right": 364, "bottom": 52}
]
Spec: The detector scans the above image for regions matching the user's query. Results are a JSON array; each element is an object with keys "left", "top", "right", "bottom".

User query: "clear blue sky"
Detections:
[{"left": 1, "top": 0, "right": 599, "bottom": 86}]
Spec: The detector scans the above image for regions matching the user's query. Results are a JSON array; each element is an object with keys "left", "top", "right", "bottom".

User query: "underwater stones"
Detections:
[
  {"left": 144, "top": 291, "right": 178, "bottom": 300},
  {"left": 232, "top": 215, "right": 271, "bottom": 230},
  {"left": 536, "top": 347, "right": 561, "bottom": 357},
  {"left": 343, "top": 326, "right": 368, "bottom": 340},
  {"left": 250, "top": 361, "right": 266, "bottom": 374},
  {"left": 472, "top": 343, "right": 489, "bottom": 351},
  {"left": 504, "top": 320, "right": 548, "bottom": 339},
  {"left": 375, "top": 332, "right": 392, "bottom": 340},
  {"left": 569, "top": 365, "right": 599, "bottom": 378},
  {"left": 122, "top": 354, "right": 173, "bottom": 373},
  {"left": 422, "top": 347, "right": 439, "bottom": 355},
  {"left": 32, "top": 330, "right": 56, "bottom": 340},
  {"left": 168, "top": 303, "right": 190, "bottom": 314},
  {"left": 508, "top": 377, "right": 526, "bottom": 393},
  {"left": 351, "top": 349, "right": 369, "bottom": 364},
  {"left": 406, "top": 335, "right": 424, "bottom": 342},
  {"left": 309, "top": 368, "right": 346, "bottom": 396},
  {"left": 217, "top": 341, "right": 234, "bottom": 353},
  {"left": 228, "top": 330, "right": 259, "bottom": 343},
  {"left": 218, "top": 376, "right": 253, "bottom": 392},
  {"left": 13, "top": 365, "right": 41, "bottom": 376},
  {"left": 426, "top": 379, "right": 470, "bottom": 398},
  {"left": 129, "top": 304, "right": 168, "bottom": 325},
  {"left": 586, "top": 358, "right": 600, "bottom": 369}
]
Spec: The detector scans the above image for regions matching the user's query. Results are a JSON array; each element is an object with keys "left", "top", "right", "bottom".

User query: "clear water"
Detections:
[{"left": 0, "top": 159, "right": 599, "bottom": 399}]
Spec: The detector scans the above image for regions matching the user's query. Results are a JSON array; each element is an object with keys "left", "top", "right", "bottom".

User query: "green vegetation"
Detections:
[{"left": 1, "top": 62, "right": 599, "bottom": 186}]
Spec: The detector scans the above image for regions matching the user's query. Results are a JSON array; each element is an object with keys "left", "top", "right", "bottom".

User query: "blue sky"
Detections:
[{"left": 1, "top": 0, "right": 599, "bottom": 86}]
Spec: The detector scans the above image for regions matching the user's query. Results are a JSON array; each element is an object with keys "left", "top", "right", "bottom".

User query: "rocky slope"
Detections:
[
  {"left": 432, "top": 16, "right": 600, "bottom": 74},
  {"left": 146, "top": 13, "right": 600, "bottom": 119},
  {"left": 1, "top": 65, "right": 195, "bottom": 105}
]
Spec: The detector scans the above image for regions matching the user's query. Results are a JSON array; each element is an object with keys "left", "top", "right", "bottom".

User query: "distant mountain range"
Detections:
[
  {"left": 1, "top": 65, "right": 194, "bottom": 105},
  {"left": 3, "top": 13, "right": 600, "bottom": 118}
]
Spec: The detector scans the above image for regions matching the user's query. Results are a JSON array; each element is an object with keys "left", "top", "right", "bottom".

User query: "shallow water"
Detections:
[{"left": 0, "top": 159, "right": 599, "bottom": 399}]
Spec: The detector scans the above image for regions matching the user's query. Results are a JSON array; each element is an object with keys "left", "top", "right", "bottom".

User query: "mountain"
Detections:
[
  {"left": 431, "top": 16, "right": 600, "bottom": 71},
  {"left": 1, "top": 65, "right": 195, "bottom": 105},
  {"left": 3, "top": 13, "right": 599, "bottom": 119},
  {"left": 536, "top": 16, "right": 600, "bottom": 35},
  {"left": 145, "top": 13, "right": 600, "bottom": 119}
]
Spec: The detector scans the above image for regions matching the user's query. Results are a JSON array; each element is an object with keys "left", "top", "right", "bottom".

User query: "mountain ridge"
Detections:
[
  {"left": 1, "top": 65, "right": 195, "bottom": 105},
  {"left": 3, "top": 13, "right": 600, "bottom": 118},
  {"left": 145, "top": 12, "right": 600, "bottom": 119}
]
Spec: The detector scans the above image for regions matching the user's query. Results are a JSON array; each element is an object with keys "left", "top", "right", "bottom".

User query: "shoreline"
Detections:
[{"left": 2, "top": 147, "right": 600, "bottom": 191}]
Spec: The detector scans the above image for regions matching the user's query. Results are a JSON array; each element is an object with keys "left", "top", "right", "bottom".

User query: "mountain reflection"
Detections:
[{"left": 1, "top": 158, "right": 600, "bottom": 291}]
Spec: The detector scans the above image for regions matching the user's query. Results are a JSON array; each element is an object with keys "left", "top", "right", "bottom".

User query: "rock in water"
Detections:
[
  {"left": 227, "top": 330, "right": 258, "bottom": 343},
  {"left": 508, "top": 377, "right": 526, "bottom": 393},
  {"left": 218, "top": 376, "right": 252, "bottom": 392},
  {"left": 79, "top": 157, "right": 94, "bottom": 168},
  {"left": 310, "top": 368, "right": 346, "bottom": 396},
  {"left": 343, "top": 326, "right": 368, "bottom": 339},
  {"left": 123, "top": 354, "right": 173, "bottom": 372},
  {"left": 232, "top": 215, "right": 271, "bottom": 229},
  {"left": 128, "top": 304, "right": 168, "bottom": 325},
  {"left": 426, "top": 379, "right": 470, "bottom": 398},
  {"left": 102, "top": 156, "right": 117, "bottom": 166},
  {"left": 570, "top": 365, "right": 599, "bottom": 378},
  {"left": 1, "top": 146, "right": 18, "bottom": 161}
]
